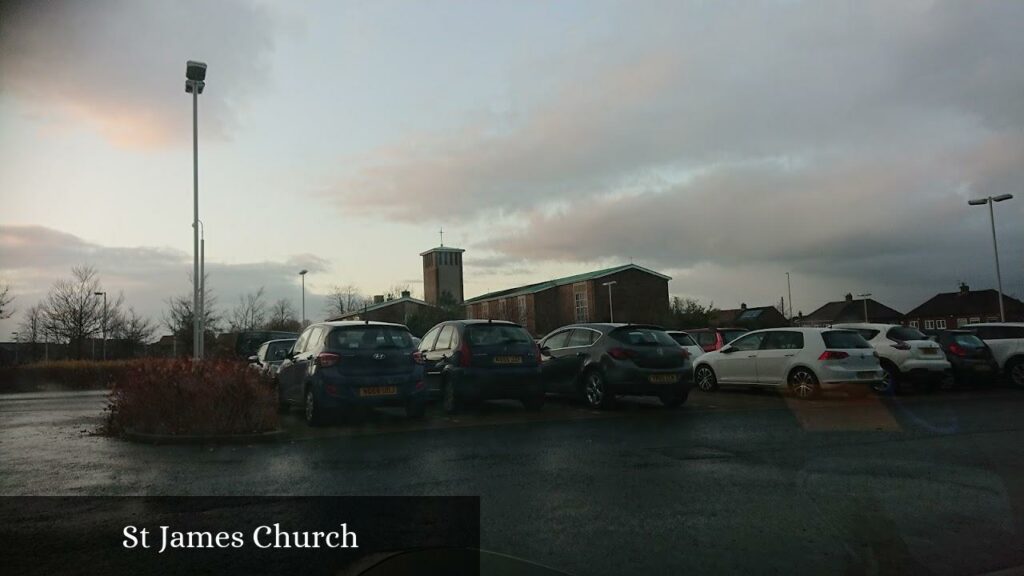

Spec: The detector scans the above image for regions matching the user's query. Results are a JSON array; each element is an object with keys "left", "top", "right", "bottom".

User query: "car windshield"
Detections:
[
  {"left": 328, "top": 326, "right": 413, "bottom": 350},
  {"left": 465, "top": 324, "right": 533, "bottom": 346},
  {"left": 266, "top": 340, "right": 295, "bottom": 360},
  {"left": 720, "top": 330, "right": 748, "bottom": 344},
  {"left": 888, "top": 326, "right": 927, "bottom": 341},
  {"left": 670, "top": 333, "right": 699, "bottom": 347},
  {"left": 822, "top": 330, "right": 873, "bottom": 349},
  {"left": 610, "top": 328, "right": 676, "bottom": 346}
]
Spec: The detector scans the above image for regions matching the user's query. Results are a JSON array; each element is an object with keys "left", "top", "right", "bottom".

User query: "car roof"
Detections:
[
  {"left": 318, "top": 320, "right": 407, "bottom": 329},
  {"left": 744, "top": 327, "right": 849, "bottom": 334},
  {"left": 264, "top": 338, "right": 297, "bottom": 344},
  {"left": 831, "top": 322, "right": 901, "bottom": 330}
]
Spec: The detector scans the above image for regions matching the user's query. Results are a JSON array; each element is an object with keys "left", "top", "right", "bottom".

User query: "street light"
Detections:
[
  {"left": 857, "top": 293, "right": 871, "bottom": 322},
  {"left": 299, "top": 270, "right": 308, "bottom": 327},
  {"left": 186, "top": 60, "right": 207, "bottom": 360},
  {"left": 786, "top": 272, "right": 793, "bottom": 320},
  {"left": 94, "top": 291, "right": 107, "bottom": 361},
  {"left": 968, "top": 193, "right": 1014, "bottom": 322},
  {"left": 602, "top": 281, "right": 617, "bottom": 323}
]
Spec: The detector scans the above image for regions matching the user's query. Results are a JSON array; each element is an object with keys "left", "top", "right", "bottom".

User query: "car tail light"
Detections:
[
  {"left": 459, "top": 340, "right": 472, "bottom": 367},
  {"left": 315, "top": 352, "right": 341, "bottom": 367},
  {"left": 608, "top": 347, "right": 636, "bottom": 360},
  {"left": 679, "top": 348, "right": 690, "bottom": 360},
  {"left": 818, "top": 350, "right": 849, "bottom": 360},
  {"left": 412, "top": 350, "right": 425, "bottom": 364},
  {"left": 948, "top": 343, "right": 966, "bottom": 357},
  {"left": 889, "top": 340, "right": 911, "bottom": 351},
  {"left": 325, "top": 384, "right": 339, "bottom": 396}
]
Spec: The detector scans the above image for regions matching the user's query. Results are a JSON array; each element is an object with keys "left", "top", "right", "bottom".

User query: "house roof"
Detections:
[
  {"left": 328, "top": 296, "right": 434, "bottom": 321},
  {"left": 801, "top": 298, "right": 903, "bottom": 324},
  {"left": 712, "top": 305, "right": 778, "bottom": 324},
  {"left": 419, "top": 246, "right": 466, "bottom": 256},
  {"left": 905, "top": 289, "right": 1024, "bottom": 318},
  {"left": 463, "top": 264, "right": 671, "bottom": 304}
]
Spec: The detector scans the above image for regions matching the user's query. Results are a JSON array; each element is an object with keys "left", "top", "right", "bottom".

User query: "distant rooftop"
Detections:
[{"left": 464, "top": 264, "right": 671, "bottom": 304}]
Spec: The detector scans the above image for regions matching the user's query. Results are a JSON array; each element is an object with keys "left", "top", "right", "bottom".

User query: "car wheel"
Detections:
[
  {"left": 521, "top": 394, "right": 545, "bottom": 411},
  {"left": 873, "top": 363, "right": 900, "bottom": 395},
  {"left": 583, "top": 369, "right": 612, "bottom": 409},
  {"left": 694, "top": 366, "right": 718, "bottom": 392},
  {"left": 304, "top": 388, "right": 326, "bottom": 427},
  {"left": 442, "top": 378, "right": 461, "bottom": 414},
  {"left": 1008, "top": 359, "right": 1024, "bottom": 389},
  {"left": 659, "top": 388, "right": 689, "bottom": 408},
  {"left": 788, "top": 368, "right": 821, "bottom": 400},
  {"left": 405, "top": 401, "right": 426, "bottom": 419}
]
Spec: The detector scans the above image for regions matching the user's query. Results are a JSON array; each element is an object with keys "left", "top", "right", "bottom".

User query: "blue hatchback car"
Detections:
[
  {"left": 276, "top": 321, "right": 427, "bottom": 426},
  {"left": 418, "top": 320, "right": 544, "bottom": 413}
]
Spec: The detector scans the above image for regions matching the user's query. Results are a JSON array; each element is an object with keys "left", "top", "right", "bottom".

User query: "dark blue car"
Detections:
[
  {"left": 418, "top": 320, "right": 544, "bottom": 413},
  {"left": 276, "top": 321, "right": 427, "bottom": 426}
]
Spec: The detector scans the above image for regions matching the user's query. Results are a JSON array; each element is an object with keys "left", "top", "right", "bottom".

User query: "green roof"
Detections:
[{"left": 464, "top": 264, "right": 670, "bottom": 304}]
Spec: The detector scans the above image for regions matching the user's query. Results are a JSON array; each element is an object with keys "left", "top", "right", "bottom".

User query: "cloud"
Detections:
[
  {"left": 0, "top": 0, "right": 288, "bottom": 148},
  {"left": 0, "top": 225, "right": 334, "bottom": 335}
]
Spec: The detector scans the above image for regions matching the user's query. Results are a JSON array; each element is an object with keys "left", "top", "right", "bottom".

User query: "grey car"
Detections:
[{"left": 539, "top": 323, "right": 693, "bottom": 408}]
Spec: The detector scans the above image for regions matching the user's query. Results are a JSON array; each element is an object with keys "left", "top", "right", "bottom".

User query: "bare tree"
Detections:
[
  {"left": 0, "top": 281, "right": 14, "bottom": 320},
  {"left": 17, "top": 303, "right": 44, "bottom": 361},
  {"left": 324, "top": 284, "right": 369, "bottom": 318},
  {"left": 387, "top": 283, "right": 412, "bottom": 300},
  {"left": 229, "top": 287, "right": 267, "bottom": 332},
  {"left": 265, "top": 298, "right": 301, "bottom": 332},
  {"left": 116, "top": 308, "right": 156, "bottom": 357},
  {"left": 163, "top": 272, "right": 219, "bottom": 357},
  {"left": 42, "top": 266, "right": 107, "bottom": 359}
]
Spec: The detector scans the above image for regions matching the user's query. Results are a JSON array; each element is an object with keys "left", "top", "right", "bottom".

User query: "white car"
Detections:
[
  {"left": 665, "top": 331, "right": 705, "bottom": 363},
  {"left": 692, "top": 328, "right": 883, "bottom": 399},
  {"left": 964, "top": 323, "right": 1024, "bottom": 387},
  {"left": 832, "top": 323, "right": 950, "bottom": 393}
]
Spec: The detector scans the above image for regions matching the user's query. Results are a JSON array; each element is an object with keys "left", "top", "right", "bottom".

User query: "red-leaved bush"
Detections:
[{"left": 103, "top": 359, "right": 279, "bottom": 436}]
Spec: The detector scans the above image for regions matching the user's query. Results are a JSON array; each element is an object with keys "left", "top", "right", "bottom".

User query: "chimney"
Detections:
[
  {"left": 959, "top": 282, "right": 969, "bottom": 295},
  {"left": 373, "top": 295, "right": 385, "bottom": 304},
  {"left": 401, "top": 290, "right": 411, "bottom": 298},
  {"left": 845, "top": 293, "right": 853, "bottom": 302},
  {"left": 740, "top": 303, "right": 747, "bottom": 310}
]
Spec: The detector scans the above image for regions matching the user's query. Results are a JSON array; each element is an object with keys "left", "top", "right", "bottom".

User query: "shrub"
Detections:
[
  {"left": 0, "top": 360, "right": 139, "bottom": 393},
  {"left": 103, "top": 359, "right": 278, "bottom": 437}
]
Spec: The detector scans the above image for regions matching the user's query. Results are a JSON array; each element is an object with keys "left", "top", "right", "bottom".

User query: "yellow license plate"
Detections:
[
  {"left": 649, "top": 374, "right": 679, "bottom": 384},
  {"left": 359, "top": 386, "right": 397, "bottom": 397},
  {"left": 494, "top": 356, "right": 523, "bottom": 365},
  {"left": 922, "top": 348, "right": 938, "bottom": 355}
]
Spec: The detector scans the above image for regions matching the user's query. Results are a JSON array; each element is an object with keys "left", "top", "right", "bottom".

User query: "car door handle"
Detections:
[
  {"left": 747, "top": 354, "right": 757, "bottom": 358},
  {"left": 784, "top": 354, "right": 795, "bottom": 357}
]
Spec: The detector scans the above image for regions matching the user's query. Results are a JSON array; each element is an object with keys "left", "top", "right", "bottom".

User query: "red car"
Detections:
[{"left": 683, "top": 327, "right": 749, "bottom": 353}]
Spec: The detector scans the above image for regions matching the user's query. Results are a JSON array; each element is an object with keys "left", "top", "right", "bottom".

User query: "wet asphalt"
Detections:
[{"left": 3, "top": 386, "right": 1024, "bottom": 575}]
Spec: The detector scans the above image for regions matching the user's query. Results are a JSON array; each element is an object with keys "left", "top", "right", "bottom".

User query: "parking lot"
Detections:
[{"left": 4, "top": 386, "right": 1024, "bottom": 574}]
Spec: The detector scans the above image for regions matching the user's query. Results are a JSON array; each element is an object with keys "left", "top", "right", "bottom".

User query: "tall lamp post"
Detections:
[
  {"left": 857, "top": 293, "right": 871, "bottom": 322},
  {"left": 968, "top": 194, "right": 1014, "bottom": 322},
  {"left": 186, "top": 60, "right": 207, "bottom": 360},
  {"left": 602, "top": 281, "right": 617, "bottom": 323},
  {"left": 786, "top": 272, "right": 793, "bottom": 320},
  {"left": 299, "top": 270, "right": 309, "bottom": 327},
  {"left": 197, "top": 219, "right": 205, "bottom": 356},
  {"left": 94, "top": 291, "right": 107, "bottom": 360}
]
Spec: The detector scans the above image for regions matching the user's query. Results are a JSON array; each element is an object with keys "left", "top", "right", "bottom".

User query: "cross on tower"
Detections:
[{"left": 439, "top": 227, "right": 444, "bottom": 247}]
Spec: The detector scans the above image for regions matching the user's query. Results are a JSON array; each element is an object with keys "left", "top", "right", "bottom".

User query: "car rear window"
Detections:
[
  {"left": 610, "top": 328, "right": 676, "bottom": 346},
  {"left": 822, "top": 330, "right": 872, "bottom": 349},
  {"left": 853, "top": 329, "right": 879, "bottom": 340},
  {"left": 952, "top": 333, "right": 985, "bottom": 348},
  {"left": 887, "top": 326, "right": 927, "bottom": 341},
  {"left": 465, "top": 324, "right": 533, "bottom": 346},
  {"left": 670, "top": 333, "right": 699, "bottom": 347},
  {"left": 720, "top": 330, "right": 748, "bottom": 344},
  {"left": 328, "top": 326, "right": 413, "bottom": 350}
]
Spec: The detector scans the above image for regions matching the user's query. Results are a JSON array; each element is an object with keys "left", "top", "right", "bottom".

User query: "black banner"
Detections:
[{"left": 0, "top": 496, "right": 480, "bottom": 576}]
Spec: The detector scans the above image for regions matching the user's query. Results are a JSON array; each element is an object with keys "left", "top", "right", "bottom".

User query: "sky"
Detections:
[{"left": 1, "top": 0, "right": 1023, "bottom": 338}]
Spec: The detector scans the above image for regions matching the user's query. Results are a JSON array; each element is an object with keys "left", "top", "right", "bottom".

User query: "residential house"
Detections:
[
  {"left": 798, "top": 293, "right": 904, "bottom": 327},
  {"left": 904, "top": 283, "right": 1024, "bottom": 330},
  {"left": 711, "top": 304, "right": 789, "bottom": 330}
]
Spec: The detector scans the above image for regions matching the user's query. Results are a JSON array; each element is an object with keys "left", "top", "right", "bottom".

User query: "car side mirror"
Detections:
[
  {"left": 540, "top": 346, "right": 552, "bottom": 356},
  {"left": 248, "top": 355, "right": 259, "bottom": 363},
  {"left": 720, "top": 346, "right": 735, "bottom": 354}
]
